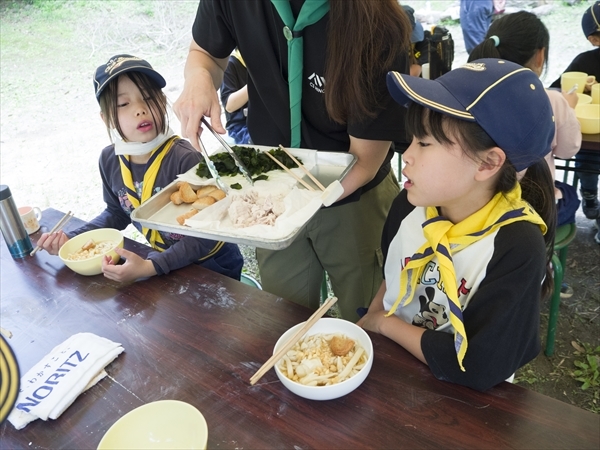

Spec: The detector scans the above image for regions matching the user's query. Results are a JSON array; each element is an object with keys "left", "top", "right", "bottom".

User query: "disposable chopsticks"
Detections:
[
  {"left": 249, "top": 296, "right": 338, "bottom": 385},
  {"left": 278, "top": 145, "right": 326, "bottom": 191},
  {"left": 262, "top": 151, "right": 316, "bottom": 191},
  {"left": 30, "top": 211, "right": 74, "bottom": 256}
]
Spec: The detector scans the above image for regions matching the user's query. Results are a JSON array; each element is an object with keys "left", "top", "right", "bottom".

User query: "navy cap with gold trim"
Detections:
[
  {"left": 582, "top": 1, "right": 600, "bottom": 38},
  {"left": 387, "top": 58, "right": 555, "bottom": 171},
  {"left": 93, "top": 54, "right": 166, "bottom": 101}
]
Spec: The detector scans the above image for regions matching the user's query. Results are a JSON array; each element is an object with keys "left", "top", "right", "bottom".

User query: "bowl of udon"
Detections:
[
  {"left": 273, "top": 318, "right": 373, "bottom": 400},
  {"left": 59, "top": 228, "right": 123, "bottom": 276}
]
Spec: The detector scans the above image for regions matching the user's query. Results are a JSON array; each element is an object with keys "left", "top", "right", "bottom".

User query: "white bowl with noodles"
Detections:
[
  {"left": 59, "top": 228, "right": 123, "bottom": 276},
  {"left": 273, "top": 317, "right": 373, "bottom": 401},
  {"left": 97, "top": 400, "right": 208, "bottom": 450}
]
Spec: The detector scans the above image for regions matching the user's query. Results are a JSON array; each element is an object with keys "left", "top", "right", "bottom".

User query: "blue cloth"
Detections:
[
  {"left": 555, "top": 180, "right": 581, "bottom": 227},
  {"left": 460, "top": 0, "right": 493, "bottom": 54},
  {"left": 228, "top": 124, "right": 251, "bottom": 145},
  {"left": 575, "top": 150, "right": 600, "bottom": 192}
]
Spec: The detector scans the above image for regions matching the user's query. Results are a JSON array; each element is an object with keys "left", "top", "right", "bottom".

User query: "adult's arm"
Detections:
[
  {"left": 173, "top": 39, "right": 229, "bottom": 152},
  {"left": 337, "top": 136, "right": 391, "bottom": 201}
]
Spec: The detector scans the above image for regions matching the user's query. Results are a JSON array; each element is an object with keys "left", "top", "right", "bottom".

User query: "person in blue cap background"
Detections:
[
  {"left": 550, "top": 1, "right": 600, "bottom": 243},
  {"left": 37, "top": 54, "right": 244, "bottom": 282},
  {"left": 358, "top": 59, "right": 557, "bottom": 391}
]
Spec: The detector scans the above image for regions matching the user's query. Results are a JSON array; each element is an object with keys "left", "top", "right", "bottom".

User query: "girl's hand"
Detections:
[
  {"left": 101, "top": 247, "right": 157, "bottom": 283},
  {"left": 357, "top": 309, "right": 387, "bottom": 334},
  {"left": 36, "top": 231, "right": 69, "bottom": 255},
  {"left": 562, "top": 89, "right": 578, "bottom": 109}
]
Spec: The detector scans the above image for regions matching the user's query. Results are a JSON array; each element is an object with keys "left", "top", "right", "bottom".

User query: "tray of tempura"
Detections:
[{"left": 130, "top": 145, "right": 355, "bottom": 250}]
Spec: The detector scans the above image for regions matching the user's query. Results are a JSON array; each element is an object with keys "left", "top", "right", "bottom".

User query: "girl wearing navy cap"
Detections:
[
  {"left": 358, "top": 59, "right": 557, "bottom": 391},
  {"left": 36, "top": 55, "right": 243, "bottom": 282}
]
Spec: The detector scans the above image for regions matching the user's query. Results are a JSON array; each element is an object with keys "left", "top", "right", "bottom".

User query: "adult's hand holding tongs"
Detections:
[
  {"left": 197, "top": 134, "right": 229, "bottom": 193},
  {"left": 201, "top": 118, "right": 254, "bottom": 186}
]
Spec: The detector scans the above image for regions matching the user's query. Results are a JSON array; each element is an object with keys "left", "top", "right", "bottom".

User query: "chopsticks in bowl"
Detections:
[
  {"left": 249, "top": 296, "right": 338, "bottom": 385},
  {"left": 30, "top": 211, "right": 74, "bottom": 256},
  {"left": 278, "top": 145, "right": 326, "bottom": 191}
]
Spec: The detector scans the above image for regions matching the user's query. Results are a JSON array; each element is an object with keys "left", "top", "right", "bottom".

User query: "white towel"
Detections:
[{"left": 8, "top": 332, "right": 124, "bottom": 430}]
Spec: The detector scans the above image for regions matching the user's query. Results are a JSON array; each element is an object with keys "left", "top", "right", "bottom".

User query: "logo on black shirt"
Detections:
[{"left": 308, "top": 73, "right": 325, "bottom": 94}]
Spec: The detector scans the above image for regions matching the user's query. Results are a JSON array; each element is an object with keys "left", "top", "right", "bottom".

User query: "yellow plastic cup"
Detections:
[
  {"left": 591, "top": 83, "right": 600, "bottom": 104},
  {"left": 561, "top": 72, "right": 588, "bottom": 94}
]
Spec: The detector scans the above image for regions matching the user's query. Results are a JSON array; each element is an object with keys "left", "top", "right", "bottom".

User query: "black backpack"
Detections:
[{"left": 414, "top": 26, "right": 454, "bottom": 80}]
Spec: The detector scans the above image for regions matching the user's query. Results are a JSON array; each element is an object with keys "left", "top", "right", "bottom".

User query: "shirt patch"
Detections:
[{"left": 308, "top": 73, "right": 325, "bottom": 94}]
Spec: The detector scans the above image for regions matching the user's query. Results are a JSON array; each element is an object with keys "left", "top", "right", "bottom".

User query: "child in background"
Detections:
[
  {"left": 401, "top": 5, "right": 425, "bottom": 77},
  {"left": 37, "top": 55, "right": 243, "bottom": 281},
  {"left": 468, "top": 11, "right": 582, "bottom": 228},
  {"left": 358, "top": 59, "right": 557, "bottom": 391},
  {"left": 220, "top": 49, "right": 250, "bottom": 144},
  {"left": 550, "top": 1, "right": 600, "bottom": 241}
]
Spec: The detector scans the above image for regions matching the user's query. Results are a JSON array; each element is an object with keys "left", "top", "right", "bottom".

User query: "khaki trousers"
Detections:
[{"left": 256, "top": 171, "right": 400, "bottom": 321}]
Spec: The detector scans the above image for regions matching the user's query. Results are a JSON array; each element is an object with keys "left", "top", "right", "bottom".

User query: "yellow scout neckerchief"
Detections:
[
  {"left": 119, "top": 136, "right": 177, "bottom": 252},
  {"left": 386, "top": 183, "right": 547, "bottom": 371},
  {"left": 232, "top": 48, "right": 246, "bottom": 68}
]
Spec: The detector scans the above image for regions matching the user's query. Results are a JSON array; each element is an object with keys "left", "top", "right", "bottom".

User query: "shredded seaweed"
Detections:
[{"left": 195, "top": 146, "right": 301, "bottom": 179}]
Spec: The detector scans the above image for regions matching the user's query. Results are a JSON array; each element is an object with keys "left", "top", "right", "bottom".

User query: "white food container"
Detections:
[{"left": 130, "top": 145, "right": 355, "bottom": 250}]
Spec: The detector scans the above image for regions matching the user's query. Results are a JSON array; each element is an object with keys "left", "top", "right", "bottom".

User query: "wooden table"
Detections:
[
  {"left": 581, "top": 132, "right": 600, "bottom": 152},
  {"left": 555, "top": 133, "right": 600, "bottom": 176},
  {"left": 1, "top": 209, "right": 598, "bottom": 449}
]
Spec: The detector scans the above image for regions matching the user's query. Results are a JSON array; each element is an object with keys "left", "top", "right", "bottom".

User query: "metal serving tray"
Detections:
[{"left": 130, "top": 145, "right": 355, "bottom": 250}]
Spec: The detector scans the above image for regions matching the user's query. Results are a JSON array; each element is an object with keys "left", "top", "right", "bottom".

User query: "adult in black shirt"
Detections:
[{"left": 174, "top": 0, "right": 412, "bottom": 320}]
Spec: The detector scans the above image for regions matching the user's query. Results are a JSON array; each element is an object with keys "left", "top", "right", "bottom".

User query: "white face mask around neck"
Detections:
[{"left": 112, "top": 127, "right": 175, "bottom": 156}]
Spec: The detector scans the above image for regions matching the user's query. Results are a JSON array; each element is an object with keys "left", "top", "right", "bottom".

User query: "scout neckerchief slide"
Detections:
[
  {"left": 119, "top": 136, "right": 177, "bottom": 251},
  {"left": 270, "top": 0, "right": 329, "bottom": 148},
  {"left": 386, "top": 184, "right": 547, "bottom": 371}
]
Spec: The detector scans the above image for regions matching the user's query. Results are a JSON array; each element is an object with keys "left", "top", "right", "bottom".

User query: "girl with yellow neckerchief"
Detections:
[
  {"left": 37, "top": 55, "right": 243, "bottom": 282},
  {"left": 358, "top": 59, "right": 557, "bottom": 391}
]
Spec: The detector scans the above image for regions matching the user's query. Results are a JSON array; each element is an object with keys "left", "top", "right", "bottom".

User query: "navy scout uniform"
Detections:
[{"left": 69, "top": 139, "right": 243, "bottom": 280}]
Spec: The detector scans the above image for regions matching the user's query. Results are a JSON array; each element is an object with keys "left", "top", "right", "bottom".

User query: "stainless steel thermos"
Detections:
[{"left": 0, "top": 185, "right": 33, "bottom": 258}]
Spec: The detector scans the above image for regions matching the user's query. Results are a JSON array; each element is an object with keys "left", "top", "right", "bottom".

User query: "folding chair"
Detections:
[{"left": 545, "top": 222, "right": 577, "bottom": 356}]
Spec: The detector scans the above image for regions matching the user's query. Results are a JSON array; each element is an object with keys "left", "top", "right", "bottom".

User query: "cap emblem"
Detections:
[
  {"left": 461, "top": 62, "right": 486, "bottom": 72},
  {"left": 105, "top": 56, "right": 144, "bottom": 75}
]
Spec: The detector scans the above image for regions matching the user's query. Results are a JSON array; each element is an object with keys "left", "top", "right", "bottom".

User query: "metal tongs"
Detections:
[
  {"left": 201, "top": 117, "right": 254, "bottom": 186},
  {"left": 198, "top": 133, "right": 229, "bottom": 193}
]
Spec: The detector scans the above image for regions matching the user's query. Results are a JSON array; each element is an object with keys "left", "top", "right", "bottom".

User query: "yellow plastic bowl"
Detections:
[
  {"left": 575, "top": 104, "right": 600, "bottom": 134},
  {"left": 273, "top": 318, "right": 373, "bottom": 401},
  {"left": 59, "top": 228, "right": 123, "bottom": 276},
  {"left": 97, "top": 400, "right": 208, "bottom": 450},
  {"left": 577, "top": 93, "right": 592, "bottom": 105}
]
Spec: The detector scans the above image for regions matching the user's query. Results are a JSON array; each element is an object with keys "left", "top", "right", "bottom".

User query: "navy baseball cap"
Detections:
[
  {"left": 402, "top": 5, "right": 424, "bottom": 43},
  {"left": 582, "top": 1, "right": 600, "bottom": 38},
  {"left": 387, "top": 58, "right": 555, "bottom": 171},
  {"left": 93, "top": 54, "right": 166, "bottom": 101}
]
